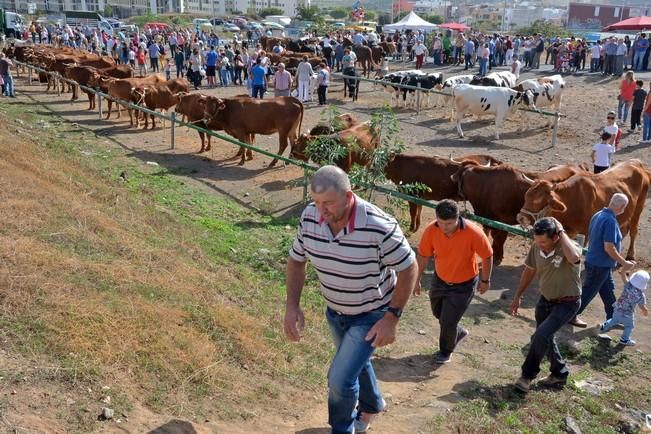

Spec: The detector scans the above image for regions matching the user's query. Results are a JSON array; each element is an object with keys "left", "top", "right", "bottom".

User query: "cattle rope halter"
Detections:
[{"left": 518, "top": 205, "right": 550, "bottom": 223}]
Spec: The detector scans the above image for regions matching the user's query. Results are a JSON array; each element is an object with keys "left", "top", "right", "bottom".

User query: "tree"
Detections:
[
  {"left": 364, "top": 10, "right": 376, "bottom": 21},
  {"left": 296, "top": 5, "right": 321, "bottom": 22},
  {"left": 258, "top": 7, "right": 283, "bottom": 18},
  {"left": 330, "top": 7, "right": 349, "bottom": 19},
  {"left": 516, "top": 19, "right": 572, "bottom": 38},
  {"left": 423, "top": 14, "right": 443, "bottom": 24},
  {"left": 103, "top": 4, "right": 113, "bottom": 18}
]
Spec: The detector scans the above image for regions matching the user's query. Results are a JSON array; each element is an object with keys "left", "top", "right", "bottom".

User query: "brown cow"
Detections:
[
  {"left": 135, "top": 79, "right": 190, "bottom": 129},
  {"left": 517, "top": 159, "right": 651, "bottom": 260},
  {"left": 451, "top": 163, "right": 590, "bottom": 265},
  {"left": 291, "top": 122, "right": 378, "bottom": 172},
  {"left": 63, "top": 65, "right": 102, "bottom": 109},
  {"left": 385, "top": 154, "right": 502, "bottom": 233},
  {"left": 379, "top": 41, "right": 397, "bottom": 55},
  {"left": 104, "top": 75, "right": 166, "bottom": 125},
  {"left": 198, "top": 95, "right": 304, "bottom": 166},
  {"left": 308, "top": 113, "right": 359, "bottom": 135}
]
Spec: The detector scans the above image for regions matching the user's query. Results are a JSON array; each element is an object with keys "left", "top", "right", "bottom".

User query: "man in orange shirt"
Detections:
[{"left": 415, "top": 200, "right": 493, "bottom": 364}]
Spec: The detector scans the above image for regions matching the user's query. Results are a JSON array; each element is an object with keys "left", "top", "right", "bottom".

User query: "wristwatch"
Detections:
[
  {"left": 387, "top": 306, "right": 402, "bottom": 319},
  {"left": 481, "top": 279, "right": 490, "bottom": 284}
]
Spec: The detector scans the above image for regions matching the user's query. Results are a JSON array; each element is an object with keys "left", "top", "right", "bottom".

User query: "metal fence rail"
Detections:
[{"left": 18, "top": 60, "right": 542, "bottom": 243}]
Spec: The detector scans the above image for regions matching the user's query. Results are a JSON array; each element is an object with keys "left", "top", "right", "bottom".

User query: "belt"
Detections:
[
  {"left": 435, "top": 274, "right": 477, "bottom": 287},
  {"left": 547, "top": 295, "right": 580, "bottom": 304}
]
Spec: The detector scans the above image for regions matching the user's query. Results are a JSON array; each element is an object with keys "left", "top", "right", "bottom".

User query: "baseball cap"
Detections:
[{"left": 629, "top": 270, "right": 649, "bottom": 290}]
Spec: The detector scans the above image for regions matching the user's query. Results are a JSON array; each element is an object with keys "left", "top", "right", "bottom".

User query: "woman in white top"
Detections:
[{"left": 591, "top": 131, "right": 615, "bottom": 174}]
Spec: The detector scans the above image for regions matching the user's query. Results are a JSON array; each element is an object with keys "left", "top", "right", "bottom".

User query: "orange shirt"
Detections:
[
  {"left": 620, "top": 79, "right": 636, "bottom": 101},
  {"left": 418, "top": 218, "right": 493, "bottom": 284}
]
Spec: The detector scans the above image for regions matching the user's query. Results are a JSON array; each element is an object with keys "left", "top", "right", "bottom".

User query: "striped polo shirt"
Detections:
[{"left": 290, "top": 195, "right": 415, "bottom": 315}]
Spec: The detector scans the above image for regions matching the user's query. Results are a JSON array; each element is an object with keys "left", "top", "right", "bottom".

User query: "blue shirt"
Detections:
[
  {"left": 605, "top": 42, "right": 618, "bottom": 56},
  {"left": 205, "top": 51, "right": 218, "bottom": 67},
  {"left": 252, "top": 65, "right": 266, "bottom": 86},
  {"left": 464, "top": 40, "right": 475, "bottom": 54},
  {"left": 585, "top": 208, "right": 622, "bottom": 267},
  {"left": 638, "top": 38, "right": 649, "bottom": 53}
]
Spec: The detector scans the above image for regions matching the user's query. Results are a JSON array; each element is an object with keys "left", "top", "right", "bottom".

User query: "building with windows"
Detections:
[{"left": 567, "top": 2, "right": 651, "bottom": 30}]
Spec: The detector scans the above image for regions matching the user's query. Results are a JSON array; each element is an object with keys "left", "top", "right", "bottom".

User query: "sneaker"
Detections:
[
  {"left": 354, "top": 398, "right": 387, "bottom": 433},
  {"left": 514, "top": 376, "right": 531, "bottom": 393},
  {"left": 619, "top": 338, "right": 636, "bottom": 346},
  {"left": 599, "top": 322, "right": 606, "bottom": 332},
  {"left": 597, "top": 333, "right": 612, "bottom": 341},
  {"left": 456, "top": 328, "right": 469, "bottom": 346},
  {"left": 537, "top": 374, "right": 568, "bottom": 387},
  {"left": 433, "top": 351, "right": 451, "bottom": 364},
  {"left": 568, "top": 317, "right": 588, "bottom": 328}
]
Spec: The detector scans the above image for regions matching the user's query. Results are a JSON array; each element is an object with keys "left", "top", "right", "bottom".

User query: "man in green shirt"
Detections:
[{"left": 510, "top": 217, "right": 582, "bottom": 393}]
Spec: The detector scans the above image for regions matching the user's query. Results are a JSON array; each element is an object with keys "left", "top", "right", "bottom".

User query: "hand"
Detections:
[
  {"left": 550, "top": 217, "right": 564, "bottom": 233},
  {"left": 413, "top": 281, "right": 422, "bottom": 297},
  {"left": 365, "top": 314, "right": 398, "bottom": 348},
  {"left": 283, "top": 306, "right": 305, "bottom": 342},
  {"left": 510, "top": 296, "right": 521, "bottom": 316},
  {"left": 477, "top": 280, "right": 490, "bottom": 294},
  {"left": 622, "top": 260, "right": 636, "bottom": 272}
]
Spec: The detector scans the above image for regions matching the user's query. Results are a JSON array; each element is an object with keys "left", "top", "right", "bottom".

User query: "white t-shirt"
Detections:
[
  {"left": 593, "top": 142, "right": 615, "bottom": 167},
  {"left": 591, "top": 44, "right": 601, "bottom": 58},
  {"left": 413, "top": 44, "right": 426, "bottom": 56},
  {"left": 603, "top": 123, "right": 619, "bottom": 144},
  {"left": 511, "top": 60, "right": 522, "bottom": 79}
]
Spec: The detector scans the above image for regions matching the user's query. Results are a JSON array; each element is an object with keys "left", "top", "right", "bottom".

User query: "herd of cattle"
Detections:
[{"left": 3, "top": 44, "right": 650, "bottom": 266}]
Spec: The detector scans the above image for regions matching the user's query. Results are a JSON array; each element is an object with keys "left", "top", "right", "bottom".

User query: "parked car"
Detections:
[
  {"left": 224, "top": 23, "right": 240, "bottom": 32},
  {"left": 333, "top": 22, "right": 346, "bottom": 28},
  {"left": 232, "top": 17, "right": 247, "bottom": 28},
  {"left": 210, "top": 18, "right": 224, "bottom": 26}
]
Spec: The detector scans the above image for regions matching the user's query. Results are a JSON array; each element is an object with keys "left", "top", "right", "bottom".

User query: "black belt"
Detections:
[
  {"left": 435, "top": 274, "right": 477, "bottom": 287},
  {"left": 546, "top": 296, "right": 580, "bottom": 304}
]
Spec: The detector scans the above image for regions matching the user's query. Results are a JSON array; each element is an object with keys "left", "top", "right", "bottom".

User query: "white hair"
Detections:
[
  {"left": 609, "top": 193, "right": 629, "bottom": 209},
  {"left": 310, "top": 165, "right": 351, "bottom": 195}
]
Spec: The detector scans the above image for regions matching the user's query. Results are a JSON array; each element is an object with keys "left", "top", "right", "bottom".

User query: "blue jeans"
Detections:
[
  {"left": 643, "top": 112, "right": 651, "bottom": 141},
  {"left": 601, "top": 308, "right": 635, "bottom": 341},
  {"left": 522, "top": 297, "right": 580, "bottom": 380},
  {"left": 479, "top": 58, "right": 488, "bottom": 76},
  {"left": 634, "top": 51, "right": 645, "bottom": 70},
  {"left": 577, "top": 263, "right": 616, "bottom": 320},
  {"left": 326, "top": 307, "right": 385, "bottom": 434},
  {"left": 617, "top": 99, "right": 631, "bottom": 122},
  {"left": 220, "top": 68, "right": 230, "bottom": 86},
  {"left": 2, "top": 73, "right": 14, "bottom": 96}
]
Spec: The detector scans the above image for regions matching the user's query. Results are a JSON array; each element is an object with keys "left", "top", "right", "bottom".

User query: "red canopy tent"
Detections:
[
  {"left": 440, "top": 22, "right": 470, "bottom": 32},
  {"left": 603, "top": 16, "right": 651, "bottom": 31}
]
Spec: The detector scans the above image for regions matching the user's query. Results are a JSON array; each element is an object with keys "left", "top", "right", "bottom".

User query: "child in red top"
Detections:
[
  {"left": 618, "top": 71, "right": 636, "bottom": 123},
  {"left": 137, "top": 50, "right": 146, "bottom": 77}
]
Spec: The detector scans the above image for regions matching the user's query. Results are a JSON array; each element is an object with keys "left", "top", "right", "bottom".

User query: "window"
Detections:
[
  {"left": 614, "top": 7, "right": 620, "bottom": 17},
  {"left": 594, "top": 6, "right": 600, "bottom": 16}
]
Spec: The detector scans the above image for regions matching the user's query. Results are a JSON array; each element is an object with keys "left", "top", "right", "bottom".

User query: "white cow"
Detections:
[
  {"left": 470, "top": 71, "right": 518, "bottom": 88},
  {"left": 453, "top": 84, "right": 535, "bottom": 139},
  {"left": 514, "top": 75, "right": 565, "bottom": 126}
]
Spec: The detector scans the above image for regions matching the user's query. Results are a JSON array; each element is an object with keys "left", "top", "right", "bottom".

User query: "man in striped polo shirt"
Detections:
[{"left": 284, "top": 166, "right": 418, "bottom": 434}]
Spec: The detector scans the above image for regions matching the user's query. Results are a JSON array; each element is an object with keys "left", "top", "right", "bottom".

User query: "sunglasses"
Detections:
[{"left": 607, "top": 116, "right": 615, "bottom": 120}]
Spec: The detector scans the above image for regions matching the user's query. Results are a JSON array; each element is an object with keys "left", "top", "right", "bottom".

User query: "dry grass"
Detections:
[{"left": 0, "top": 103, "right": 331, "bottom": 430}]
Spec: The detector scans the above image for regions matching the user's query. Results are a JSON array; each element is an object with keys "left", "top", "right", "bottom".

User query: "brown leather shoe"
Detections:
[{"left": 568, "top": 317, "right": 588, "bottom": 328}]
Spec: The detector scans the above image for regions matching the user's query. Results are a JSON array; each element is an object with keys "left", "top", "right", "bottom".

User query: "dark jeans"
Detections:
[
  {"left": 631, "top": 108, "right": 643, "bottom": 130},
  {"left": 577, "top": 263, "right": 616, "bottom": 320},
  {"left": 150, "top": 57, "right": 159, "bottom": 72},
  {"left": 464, "top": 54, "right": 473, "bottom": 70},
  {"left": 318, "top": 85, "right": 328, "bottom": 105},
  {"left": 604, "top": 54, "right": 616, "bottom": 75},
  {"left": 522, "top": 297, "right": 580, "bottom": 380},
  {"left": 252, "top": 84, "right": 265, "bottom": 99},
  {"left": 429, "top": 275, "right": 477, "bottom": 356},
  {"left": 594, "top": 165, "right": 608, "bottom": 174}
]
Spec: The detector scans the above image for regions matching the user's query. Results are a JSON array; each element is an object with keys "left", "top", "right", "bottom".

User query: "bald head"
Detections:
[
  {"left": 310, "top": 165, "right": 351, "bottom": 195},
  {"left": 608, "top": 193, "right": 629, "bottom": 215}
]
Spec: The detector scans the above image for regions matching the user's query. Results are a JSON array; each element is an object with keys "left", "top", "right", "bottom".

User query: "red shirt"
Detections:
[{"left": 620, "top": 79, "right": 636, "bottom": 101}]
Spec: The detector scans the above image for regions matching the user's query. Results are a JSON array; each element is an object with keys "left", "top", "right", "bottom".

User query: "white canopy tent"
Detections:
[{"left": 383, "top": 11, "right": 439, "bottom": 32}]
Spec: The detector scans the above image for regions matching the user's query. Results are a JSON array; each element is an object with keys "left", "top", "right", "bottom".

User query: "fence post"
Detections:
[
  {"left": 551, "top": 112, "right": 560, "bottom": 147},
  {"left": 28, "top": 66, "right": 32, "bottom": 85},
  {"left": 96, "top": 87, "right": 102, "bottom": 119},
  {"left": 416, "top": 82, "right": 421, "bottom": 116},
  {"left": 302, "top": 168, "right": 309, "bottom": 203},
  {"left": 170, "top": 112, "right": 176, "bottom": 150}
]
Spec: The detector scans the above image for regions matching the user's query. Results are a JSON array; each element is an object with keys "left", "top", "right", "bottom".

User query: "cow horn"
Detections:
[
  {"left": 522, "top": 174, "right": 536, "bottom": 184},
  {"left": 482, "top": 161, "right": 491, "bottom": 167},
  {"left": 450, "top": 155, "right": 461, "bottom": 164}
]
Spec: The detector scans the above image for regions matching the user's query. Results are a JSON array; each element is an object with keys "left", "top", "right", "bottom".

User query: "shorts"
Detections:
[{"left": 206, "top": 66, "right": 216, "bottom": 77}]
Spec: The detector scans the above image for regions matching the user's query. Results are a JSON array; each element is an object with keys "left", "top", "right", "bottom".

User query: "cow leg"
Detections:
[
  {"left": 88, "top": 93, "right": 94, "bottom": 110},
  {"left": 625, "top": 197, "right": 646, "bottom": 259},
  {"left": 408, "top": 202, "right": 421, "bottom": 232},
  {"left": 494, "top": 115, "right": 504, "bottom": 140},
  {"left": 269, "top": 134, "right": 290, "bottom": 168},
  {"left": 106, "top": 100, "right": 113, "bottom": 120},
  {"left": 198, "top": 131, "right": 206, "bottom": 153},
  {"left": 455, "top": 111, "right": 465, "bottom": 138},
  {"left": 490, "top": 229, "right": 508, "bottom": 266}
]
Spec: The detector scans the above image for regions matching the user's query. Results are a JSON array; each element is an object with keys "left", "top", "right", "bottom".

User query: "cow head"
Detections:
[
  {"left": 515, "top": 90, "right": 536, "bottom": 109},
  {"left": 131, "top": 86, "right": 146, "bottom": 104},
  {"left": 197, "top": 96, "right": 226, "bottom": 127},
  {"left": 517, "top": 180, "right": 566, "bottom": 228},
  {"left": 290, "top": 133, "right": 312, "bottom": 162}
]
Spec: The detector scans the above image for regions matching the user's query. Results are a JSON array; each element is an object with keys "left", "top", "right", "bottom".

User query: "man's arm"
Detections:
[
  {"left": 283, "top": 257, "right": 307, "bottom": 342},
  {"left": 413, "top": 254, "right": 431, "bottom": 296},
  {"left": 365, "top": 260, "right": 419, "bottom": 348},
  {"left": 477, "top": 256, "right": 493, "bottom": 294},
  {"left": 510, "top": 265, "right": 536, "bottom": 316},
  {"left": 558, "top": 231, "right": 582, "bottom": 264},
  {"left": 604, "top": 242, "right": 635, "bottom": 271}
]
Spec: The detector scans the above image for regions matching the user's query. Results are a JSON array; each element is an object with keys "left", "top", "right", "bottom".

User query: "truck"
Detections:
[
  {"left": 0, "top": 9, "right": 26, "bottom": 38},
  {"left": 63, "top": 10, "right": 113, "bottom": 35},
  {"left": 264, "top": 15, "right": 291, "bottom": 27}
]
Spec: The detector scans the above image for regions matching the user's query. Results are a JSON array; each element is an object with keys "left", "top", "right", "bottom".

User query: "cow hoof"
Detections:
[
  {"left": 246, "top": 155, "right": 253, "bottom": 161},
  {"left": 238, "top": 160, "right": 245, "bottom": 166}
]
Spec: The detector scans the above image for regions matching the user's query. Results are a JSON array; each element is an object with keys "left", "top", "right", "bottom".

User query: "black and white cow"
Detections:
[
  {"left": 402, "top": 72, "right": 444, "bottom": 109},
  {"left": 453, "top": 84, "right": 535, "bottom": 139},
  {"left": 512, "top": 74, "right": 566, "bottom": 127},
  {"left": 434, "top": 74, "right": 474, "bottom": 111},
  {"left": 469, "top": 71, "right": 517, "bottom": 88},
  {"left": 380, "top": 70, "right": 424, "bottom": 106}
]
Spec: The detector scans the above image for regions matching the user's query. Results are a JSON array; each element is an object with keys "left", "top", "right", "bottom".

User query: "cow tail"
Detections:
[{"left": 298, "top": 101, "right": 304, "bottom": 136}]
